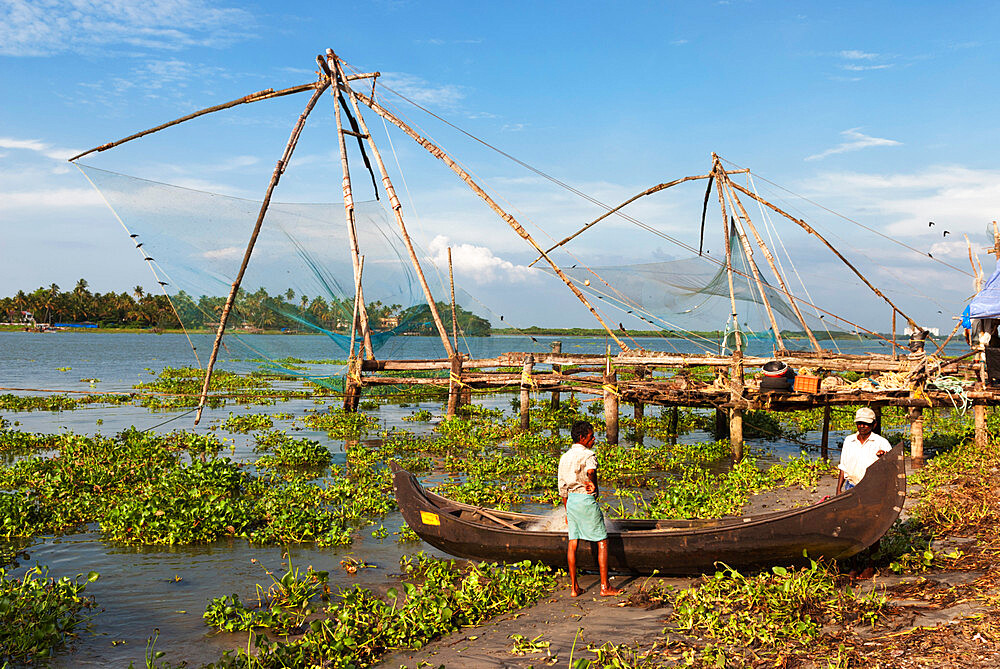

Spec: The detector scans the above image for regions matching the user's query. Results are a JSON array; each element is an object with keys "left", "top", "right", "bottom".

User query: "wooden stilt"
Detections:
[
  {"left": 343, "top": 356, "right": 362, "bottom": 412},
  {"left": 715, "top": 408, "right": 727, "bottom": 440},
  {"left": 669, "top": 406, "right": 679, "bottom": 446},
  {"left": 550, "top": 341, "right": 562, "bottom": 409},
  {"left": 975, "top": 404, "right": 987, "bottom": 448},
  {"left": 729, "top": 351, "right": 745, "bottom": 460},
  {"left": 633, "top": 365, "right": 646, "bottom": 445},
  {"left": 908, "top": 406, "right": 924, "bottom": 464},
  {"left": 820, "top": 405, "right": 831, "bottom": 460},
  {"left": 873, "top": 406, "right": 883, "bottom": 435},
  {"left": 520, "top": 354, "right": 534, "bottom": 431},
  {"left": 604, "top": 367, "right": 619, "bottom": 446},
  {"left": 447, "top": 354, "right": 463, "bottom": 418}
]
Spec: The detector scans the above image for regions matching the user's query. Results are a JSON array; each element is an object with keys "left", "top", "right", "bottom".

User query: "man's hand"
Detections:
[{"left": 876, "top": 450, "right": 886, "bottom": 457}]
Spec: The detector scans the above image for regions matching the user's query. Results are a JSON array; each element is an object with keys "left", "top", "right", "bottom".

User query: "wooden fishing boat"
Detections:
[{"left": 391, "top": 443, "right": 906, "bottom": 575}]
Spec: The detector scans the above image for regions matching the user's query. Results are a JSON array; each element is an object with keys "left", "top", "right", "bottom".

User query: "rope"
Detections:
[{"left": 141, "top": 408, "right": 198, "bottom": 432}]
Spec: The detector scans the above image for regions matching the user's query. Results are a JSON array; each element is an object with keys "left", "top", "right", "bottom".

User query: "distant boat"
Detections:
[{"left": 391, "top": 444, "right": 905, "bottom": 575}]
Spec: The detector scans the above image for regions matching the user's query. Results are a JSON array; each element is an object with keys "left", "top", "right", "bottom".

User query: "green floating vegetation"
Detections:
[
  {"left": 0, "top": 428, "right": 395, "bottom": 547},
  {"left": 671, "top": 559, "right": 886, "bottom": 666},
  {"left": 135, "top": 366, "right": 278, "bottom": 409},
  {"left": 0, "top": 392, "right": 133, "bottom": 413},
  {"left": 254, "top": 431, "right": 331, "bottom": 469},
  {"left": 0, "top": 565, "right": 99, "bottom": 664},
  {"left": 204, "top": 560, "right": 329, "bottom": 634},
  {"left": 300, "top": 407, "right": 379, "bottom": 440},
  {"left": 206, "top": 553, "right": 558, "bottom": 668},
  {"left": 221, "top": 412, "right": 274, "bottom": 433}
]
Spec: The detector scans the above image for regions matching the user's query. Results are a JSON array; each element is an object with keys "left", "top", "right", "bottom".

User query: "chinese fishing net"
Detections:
[{"left": 77, "top": 164, "right": 480, "bottom": 389}]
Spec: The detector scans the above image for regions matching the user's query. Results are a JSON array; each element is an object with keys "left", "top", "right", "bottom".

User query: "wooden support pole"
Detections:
[
  {"left": 721, "top": 179, "right": 785, "bottom": 351},
  {"left": 723, "top": 176, "right": 821, "bottom": 351},
  {"left": 669, "top": 406, "right": 679, "bottom": 446},
  {"left": 550, "top": 341, "right": 562, "bottom": 409},
  {"left": 728, "top": 181, "right": 920, "bottom": 329},
  {"left": 712, "top": 157, "right": 741, "bottom": 352},
  {"left": 633, "top": 365, "right": 646, "bottom": 445},
  {"left": 820, "top": 405, "right": 831, "bottom": 460},
  {"left": 193, "top": 82, "right": 329, "bottom": 424},
  {"left": 715, "top": 408, "right": 727, "bottom": 440},
  {"left": 447, "top": 354, "right": 463, "bottom": 418},
  {"left": 908, "top": 406, "right": 924, "bottom": 464},
  {"left": 330, "top": 53, "right": 455, "bottom": 358},
  {"left": 343, "top": 356, "right": 362, "bottom": 412},
  {"left": 604, "top": 367, "right": 619, "bottom": 446},
  {"left": 975, "top": 404, "right": 987, "bottom": 449},
  {"left": 520, "top": 354, "right": 534, "bottom": 431},
  {"left": 873, "top": 406, "right": 883, "bottom": 435},
  {"left": 729, "top": 351, "right": 745, "bottom": 460},
  {"left": 448, "top": 247, "right": 459, "bottom": 351},
  {"left": 892, "top": 309, "right": 897, "bottom": 361}
]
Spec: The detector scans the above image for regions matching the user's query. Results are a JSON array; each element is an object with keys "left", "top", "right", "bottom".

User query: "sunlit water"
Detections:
[{"left": 0, "top": 331, "right": 963, "bottom": 665}]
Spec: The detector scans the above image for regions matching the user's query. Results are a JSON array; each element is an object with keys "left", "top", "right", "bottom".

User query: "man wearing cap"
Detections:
[{"left": 836, "top": 407, "right": 890, "bottom": 495}]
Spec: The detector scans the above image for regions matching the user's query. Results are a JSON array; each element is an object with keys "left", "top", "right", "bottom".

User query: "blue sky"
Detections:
[{"left": 2, "top": 0, "right": 999, "bottom": 333}]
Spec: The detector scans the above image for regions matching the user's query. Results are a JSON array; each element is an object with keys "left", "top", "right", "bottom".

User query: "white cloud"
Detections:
[
  {"left": 0, "top": 136, "right": 79, "bottom": 161},
  {"left": 202, "top": 246, "right": 243, "bottom": 260},
  {"left": 805, "top": 128, "right": 901, "bottom": 161},
  {"left": 426, "top": 235, "right": 537, "bottom": 283},
  {"left": 842, "top": 63, "right": 893, "bottom": 72},
  {"left": 380, "top": 73, "right": 465, "bottom": 109},
  {"left": 0, "top": 187, "right": 102, "bottom": 210},
  {"left": 839, "top": 50, "right": 879, "bottom": 60},
  {"left": 0, "top": 0, "right": 256, "bottom": 57}
]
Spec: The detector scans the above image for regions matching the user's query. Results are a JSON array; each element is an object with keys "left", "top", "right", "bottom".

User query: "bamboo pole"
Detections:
[
  {"left": 604, "top": 366, "right": 619, "bottom": 446},
  {"left": 527, "top": 174, "right": 713, "bottom": 267},
  {"left": 520, "top": 354, "right": 534, "bottom": 431},
  {"left": 448, "top": 247, "right": 459, "bottom": 350},
  {"left": 330, "top": 53, "right": 456, "bottom": 358},
  {"left": 348, "top": 255, "right": 365, "bottom": 359},
  {"left": 892, "top": 309, "right": 897, "bottom": 360},
  {"left": 728, "top": 181, "right": 919, "bottom": 328},
  {"left": 729, "top": 351, "right": 745, "bottom": 460},
  {"left": 350, "top": 87, "right": 629, "bottom": 351},
  {"left": 193, "top": 82, "right": 329, "bottom": 424},
  {"left": 721, "top": 179, "right": 785, "bottom": 351},
  {"left": 447, "top": 354, "right": 463, "bottom": 418},
  {"left": 722, "top": 175, "right": 821, "bottom": 351},
  {"left": 329, "top": 60, "right": 374, "bottom": 360},
  {"left": 712, "top": 157, "right": 741, "bottom": 352},
  {"left": 633, "top": 365, "right": 646, "bottom": 446},
  {"left": 70, "top": 82, "right": 323, "bottom": 162},
  {"left": 550, "top": 340, "right": 562, "bottom": 409}
]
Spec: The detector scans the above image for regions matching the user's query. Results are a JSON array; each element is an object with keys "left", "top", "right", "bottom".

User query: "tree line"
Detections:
[{"left": 1, "top": 280, "right": 491, "bottom": 336}]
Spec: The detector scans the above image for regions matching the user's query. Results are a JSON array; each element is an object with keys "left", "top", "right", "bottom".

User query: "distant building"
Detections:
[{"left": 379, "top": 316, "right": 400, "bottom": 329}]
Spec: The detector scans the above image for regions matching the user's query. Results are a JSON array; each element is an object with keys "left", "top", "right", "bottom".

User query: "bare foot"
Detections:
[
  {"left": 569, "top": 586, "right": 584, "bottom": 597},
  {"left": 599, "top": 587, "right": 623, "bottom": 597},
  {"left": 859, "top": 566, "right": 876, "bottom": 579}
]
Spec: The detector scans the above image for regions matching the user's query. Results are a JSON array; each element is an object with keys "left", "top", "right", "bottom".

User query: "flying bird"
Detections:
[
  {"left": 618, "top": 323, "right": 626, "bottom": 332},
  {"left": 928, "top": 221, "right": 935, "bottom": 226},
  {"left": 943, "top": 231, "right": 950, "bottom": 237}
]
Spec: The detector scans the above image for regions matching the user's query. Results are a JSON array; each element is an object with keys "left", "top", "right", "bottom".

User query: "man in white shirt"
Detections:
[
  {"left": 836, "top": 407, "right": 890, "bottom": 495},
  {"left": 558, "top": 420, "right": 621, "bottom": 597}
]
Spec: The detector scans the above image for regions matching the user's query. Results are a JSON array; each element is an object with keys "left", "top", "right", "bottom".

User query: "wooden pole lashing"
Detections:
[{"left": 193, "top": 82, "right": 329, "bottom": 424}]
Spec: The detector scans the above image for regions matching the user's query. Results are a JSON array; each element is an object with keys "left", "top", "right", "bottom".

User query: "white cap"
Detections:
[{"left": 855, "top": 407, "right": 876, "bottom": 424}]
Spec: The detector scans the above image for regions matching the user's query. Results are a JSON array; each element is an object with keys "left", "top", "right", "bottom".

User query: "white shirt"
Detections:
[
  {"left": 839, "top": 432, "right": 891, "bottom": 485},
  {"left": 558, "top": 443, "right": 598, "bottom": 497}
]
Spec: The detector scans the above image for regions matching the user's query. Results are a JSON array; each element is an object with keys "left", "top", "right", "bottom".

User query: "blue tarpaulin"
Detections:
[{"left": 969, "top": 264, "right": 1000, "bottom": 319}]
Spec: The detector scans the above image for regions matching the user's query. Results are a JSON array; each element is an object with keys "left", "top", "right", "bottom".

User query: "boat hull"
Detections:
[{"left": 391, "top": 444, "right": 906, "bottom": 575}]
